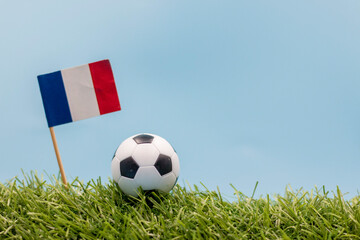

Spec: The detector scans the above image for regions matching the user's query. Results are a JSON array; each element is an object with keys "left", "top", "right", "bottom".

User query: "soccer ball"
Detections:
[{"left": 111, "top": 133, "right": 180, "bottom": 197}]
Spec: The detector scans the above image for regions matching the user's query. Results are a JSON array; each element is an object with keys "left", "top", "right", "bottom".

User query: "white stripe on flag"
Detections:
[{"left": 61, "top": 64, "right": 100, "bottom": 121}]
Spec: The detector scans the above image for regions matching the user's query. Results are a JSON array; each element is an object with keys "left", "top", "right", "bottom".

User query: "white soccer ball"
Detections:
[{"left": 111, "top": 133, "right": 180, "bottom": 197}]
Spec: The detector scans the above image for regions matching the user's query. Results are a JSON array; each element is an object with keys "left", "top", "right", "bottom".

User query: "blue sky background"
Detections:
[{"left": 0, "top": 1, "right": 359, "bottom": 199}]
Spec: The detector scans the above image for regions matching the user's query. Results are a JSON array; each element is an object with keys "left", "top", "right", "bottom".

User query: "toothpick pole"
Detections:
[{"left": 49, "top": 127, "right": 68, "bottom": 186}]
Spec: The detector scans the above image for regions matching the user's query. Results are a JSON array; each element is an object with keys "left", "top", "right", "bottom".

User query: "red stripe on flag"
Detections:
[{"left": 89, "top": 60, "right": 121, "bottom": 115}]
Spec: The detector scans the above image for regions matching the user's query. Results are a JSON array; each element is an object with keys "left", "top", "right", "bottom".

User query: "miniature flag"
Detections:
[{"left": 38, "top": 59, "right": 121, "bottom": 127}]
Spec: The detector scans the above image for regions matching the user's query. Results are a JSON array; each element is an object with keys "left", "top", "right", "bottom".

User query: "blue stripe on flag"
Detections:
[{"left": 38, "top": 71, "right": 72, "bottom": 127}]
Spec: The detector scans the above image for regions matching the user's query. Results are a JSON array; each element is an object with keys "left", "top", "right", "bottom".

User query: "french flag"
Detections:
[{"left": 38, "top": 59, "right": 121, "bottom": 127}]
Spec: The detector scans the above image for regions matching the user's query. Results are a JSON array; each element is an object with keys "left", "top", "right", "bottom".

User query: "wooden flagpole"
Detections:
[{"left": 49, "top": 127, "right": 68, "bottom": 186}]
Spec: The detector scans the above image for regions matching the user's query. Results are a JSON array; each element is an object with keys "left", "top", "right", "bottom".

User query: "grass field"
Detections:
[{"left": 1, "top": 173, "right": 360, "bottom": 239}]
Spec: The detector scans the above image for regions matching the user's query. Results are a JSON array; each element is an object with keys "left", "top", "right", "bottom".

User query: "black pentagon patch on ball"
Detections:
[
  {"left": 120, "top": 157, "right": 139, "bottom": 179},
  {"left": 154, "top": 154, "right": 172, "bottom": 176},
  {"left": 133, "top": 134, "right": 154, "bottom": 144}
]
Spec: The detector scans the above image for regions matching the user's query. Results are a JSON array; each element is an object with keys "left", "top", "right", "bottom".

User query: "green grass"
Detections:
[{"left": 1, "top": 173, "right": 360, "bottom": 239}]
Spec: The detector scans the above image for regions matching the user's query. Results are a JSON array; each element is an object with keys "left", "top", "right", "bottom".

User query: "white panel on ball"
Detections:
[
  {"left": 118, "top": 177, "right": 140, "bottom": 197},
  {"left": 111, "top": 158, "right": 121, "bottom": 182},
  {"left": 157, "top": 172, "right": 177, "bottom": 193},
  {"left": 134, "top": 166, "right": 161, "bottom": 190},
  {"left": 152, "top": 136, "right": 175, "bottom": 157},
  {"left": 115, "top": 138, "right": 137, "bottom": 161},
  {"left": 132, "top": 144, "right": 159, "bottom": 167},
  {"left": 171, "top": 153, "right": 180, "bottom": 177}
]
